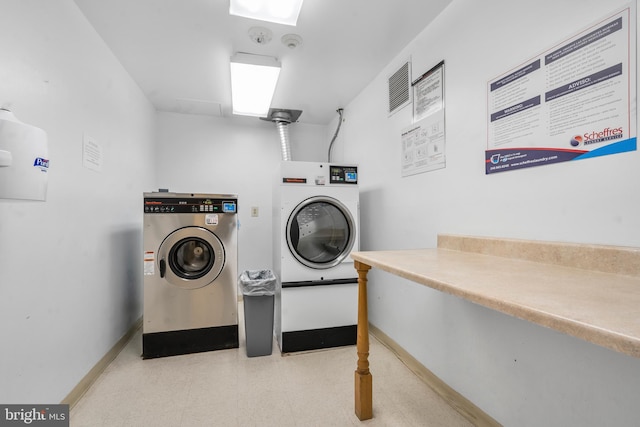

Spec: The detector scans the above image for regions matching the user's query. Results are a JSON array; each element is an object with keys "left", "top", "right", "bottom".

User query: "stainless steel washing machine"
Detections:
[{"left": 142, "top": 192, "right": 239, "bottom": 359}]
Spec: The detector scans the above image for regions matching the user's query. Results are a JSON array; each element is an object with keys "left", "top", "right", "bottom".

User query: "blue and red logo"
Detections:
[
  {"left": 33, "top": 157, "right": 49, "bottom": 170},
  {"left": 570, "top": 135, "right": 583, "bottom": 147}
]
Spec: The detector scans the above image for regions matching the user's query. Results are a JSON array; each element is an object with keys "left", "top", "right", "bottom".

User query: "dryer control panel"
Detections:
[
  {"left": 144, "top": 196, "right": 237, "bottom": 214},
  {"left": 329, "top": 165, "right": 358, "bottom": 184},
  {"left": 280, "top": 162, "right": 358, "bottom": 186}
]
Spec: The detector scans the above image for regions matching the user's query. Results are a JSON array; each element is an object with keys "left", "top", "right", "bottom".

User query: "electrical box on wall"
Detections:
[{"left": 0, "top": 109, "right": 49, "bottom": 201}]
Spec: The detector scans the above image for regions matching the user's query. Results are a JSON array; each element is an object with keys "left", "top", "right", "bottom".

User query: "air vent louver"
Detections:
[{"left": 388, "top": 61, "right": 411, "bottom": 115}]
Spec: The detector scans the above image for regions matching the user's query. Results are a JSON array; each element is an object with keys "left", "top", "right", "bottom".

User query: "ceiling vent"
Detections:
[{"left": 388, "top": 60, "right": 411, "bottom": 116}]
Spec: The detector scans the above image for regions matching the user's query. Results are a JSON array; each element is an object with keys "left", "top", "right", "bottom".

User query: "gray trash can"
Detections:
[{"left": 239, "top": 270, "right": 276, "bottom": 357}]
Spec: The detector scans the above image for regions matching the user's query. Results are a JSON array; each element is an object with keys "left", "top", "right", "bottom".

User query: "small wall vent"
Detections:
[{"left": 388, "top": 60, "right": 411, "bottom": 116}]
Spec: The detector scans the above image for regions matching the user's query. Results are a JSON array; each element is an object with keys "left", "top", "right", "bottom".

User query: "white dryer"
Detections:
[{"left": 273, "top": 161, "right": 359, "bottom": 353}]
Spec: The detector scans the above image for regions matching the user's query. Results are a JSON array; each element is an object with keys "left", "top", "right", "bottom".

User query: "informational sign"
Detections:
[
  {"left": 82, "top": 133, "right": 103, "bottom": 172},
  {"left": 486, "top": 5, "right": 636, "bottom": 174},
  {"left": 413, "top": 60, "right": 444, "bottom": 122},
  {"left": 143, "top": 251, "right": 155, "bottom": 275},
  {"left": 402, "top": 61, "right": 445, "bottom": 177}
]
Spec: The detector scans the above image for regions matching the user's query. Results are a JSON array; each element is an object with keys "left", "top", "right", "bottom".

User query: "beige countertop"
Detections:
[{"left": 351, "top": 235, "right": 640, "bottom": 358}]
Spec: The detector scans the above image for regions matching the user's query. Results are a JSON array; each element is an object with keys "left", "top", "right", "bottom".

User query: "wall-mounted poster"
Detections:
[
  {"left": 402, "top": 61, "right": 445, "bottom": 177},
  {"left": 486, "top": 4, "right": 636, "bottom": 174}
]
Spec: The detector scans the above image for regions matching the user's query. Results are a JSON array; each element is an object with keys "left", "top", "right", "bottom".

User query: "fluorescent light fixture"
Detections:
[
  {"left": 230, "top": 53, "right": 281, "bottom": 117},
  {"left": 229, "top": 0, "right": 304, "bottom": 26}
]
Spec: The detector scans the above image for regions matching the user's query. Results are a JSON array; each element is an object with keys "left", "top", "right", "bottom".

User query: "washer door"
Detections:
[
  {"left": 158, "top": 226, "right": 225, "bottom": 290},
  {"left": 286, "top": 196, "right": 355, "bottom": 270}
]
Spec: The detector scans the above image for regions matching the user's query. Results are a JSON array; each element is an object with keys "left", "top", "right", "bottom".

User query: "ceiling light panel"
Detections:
[
  {"left": 230, "top": 53, "right": 281, "bottom": 117},
  {"left": 229, "top": 0, "right": 304, "bottom": 26}
]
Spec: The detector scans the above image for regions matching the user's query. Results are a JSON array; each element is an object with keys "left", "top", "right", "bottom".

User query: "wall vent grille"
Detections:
[{"left": 388, "top": 61, "right": 411, "bottom": 115}]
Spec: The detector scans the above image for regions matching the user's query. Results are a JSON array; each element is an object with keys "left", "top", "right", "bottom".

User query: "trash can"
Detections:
[{"left": 239, "top": 270, "right": 276, "bottom": 357}]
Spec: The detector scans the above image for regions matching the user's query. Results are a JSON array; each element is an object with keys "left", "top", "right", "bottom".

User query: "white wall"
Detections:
[
  {"left": 0, "top": 0, "right": 156, "bottom": 403},
  {"left": 155, "top": 112, "right": 329, "bottom": 274},
  {"left": 332, "top": 0, "right": 640, "bottom": 425}
]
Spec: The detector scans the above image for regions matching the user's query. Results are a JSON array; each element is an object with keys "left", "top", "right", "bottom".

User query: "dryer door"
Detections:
[
  {"left": 158, "top": 226, "right": 225, "bottom": 290},
  {"left": 286, "top": 196, "right": 355, "bottom": 270}
]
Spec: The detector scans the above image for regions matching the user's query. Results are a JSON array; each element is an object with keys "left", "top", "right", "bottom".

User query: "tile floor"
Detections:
[{"left": 70, "top": 303, "right": 473, "bottom": 426}]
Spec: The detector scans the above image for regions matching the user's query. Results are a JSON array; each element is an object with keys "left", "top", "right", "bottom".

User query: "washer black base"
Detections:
[
  {"left": 142, "top": 325, "right": 239, "bottom": 359},
  {"left": 281, "top": 325, "right": 357, "bottom": 353}
]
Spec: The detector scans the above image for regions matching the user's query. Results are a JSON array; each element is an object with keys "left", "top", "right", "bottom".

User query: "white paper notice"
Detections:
[
  {"left": 402, "top": 61, "right": 446, "bottom": 177},
  {"left": 401, "top": 115, "right": 445, "bottom": 177},
  {"left": 413, "top": 64, "right": 444, "bottom": 123},
  {"left": 83, "top": 134, "right": 103, "bottom": 172}
]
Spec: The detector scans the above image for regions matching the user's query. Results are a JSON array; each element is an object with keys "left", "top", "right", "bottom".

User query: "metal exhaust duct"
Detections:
[
  {"left": 276, "top": 120, "right": 291, "bottom": 161},
  {"left": 261, "top": 108, "right": 302, "bottom": 161}
]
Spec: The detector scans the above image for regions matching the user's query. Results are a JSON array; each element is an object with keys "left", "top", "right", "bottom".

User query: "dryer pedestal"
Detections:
[
  {"left": 281, "top": 326, "right": 356, "bottom": 353},
  {"left": 277, "top": 281, "right": 358, "bottom": 353}
]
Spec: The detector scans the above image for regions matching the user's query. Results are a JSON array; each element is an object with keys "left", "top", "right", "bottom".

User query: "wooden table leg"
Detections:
[{"left": 354, "top": 260, "right": 372, "bottom": 420}]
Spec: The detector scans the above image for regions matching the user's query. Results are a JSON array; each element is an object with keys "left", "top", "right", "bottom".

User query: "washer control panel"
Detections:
[{"left": 144, "top": 197, "right": 237, "bottom": 214}]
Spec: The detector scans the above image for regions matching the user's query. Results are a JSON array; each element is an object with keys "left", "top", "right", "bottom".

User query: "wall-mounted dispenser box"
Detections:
[{"left": 0, "top": 109, "right": 48, "bottom": 201}]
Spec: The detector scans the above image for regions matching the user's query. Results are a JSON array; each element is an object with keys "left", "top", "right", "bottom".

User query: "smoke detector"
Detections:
[
  {"left": 249, "top": 27, "right": 273, "bottom": 45},
  {"left": 281, "top": 34, "right": 303, "bottom": 49}
]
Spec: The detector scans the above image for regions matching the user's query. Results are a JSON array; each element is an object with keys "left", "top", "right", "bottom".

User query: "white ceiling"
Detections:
[{"left": 73, "top": 0, "right": 452, "bottom": 125}]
